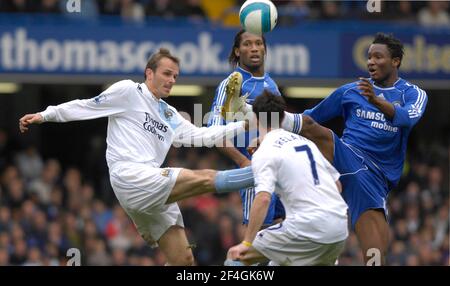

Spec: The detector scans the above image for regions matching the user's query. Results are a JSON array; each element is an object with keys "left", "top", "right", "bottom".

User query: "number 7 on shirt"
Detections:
[{"left": 294, "top": 145, "right": 320, "bottom": 185}]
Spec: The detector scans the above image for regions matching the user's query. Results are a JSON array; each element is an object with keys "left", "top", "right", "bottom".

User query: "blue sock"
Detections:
[{"left": 215, "top": 166, "right": 254, "bottom": 193}]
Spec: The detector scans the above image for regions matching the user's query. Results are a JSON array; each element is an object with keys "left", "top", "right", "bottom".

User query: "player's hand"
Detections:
[
  {"left": 19, "top": 113, "right": 44, "bottom": 133},
  {"left": 227, "top": 243, "right": 250, "bottom": 261},
  {"left": 357, "top": 77, "right": 376, "bottom": 102}
]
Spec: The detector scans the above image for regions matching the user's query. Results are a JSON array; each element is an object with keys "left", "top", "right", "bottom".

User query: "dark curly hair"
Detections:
[
  {"left": 372, "top": 33, "right": 404, "bottom": 68},
  {"left": 252, "top": 90, "right": 286, "bottom": 128}
]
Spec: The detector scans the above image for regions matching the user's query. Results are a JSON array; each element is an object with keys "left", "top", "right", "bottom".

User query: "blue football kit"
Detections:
[
  {"left": 208, "top": 66, "right": 285, "bottom": 225},
  {"left": 304, "top": 78, "right": 427, "bottom": 227}
]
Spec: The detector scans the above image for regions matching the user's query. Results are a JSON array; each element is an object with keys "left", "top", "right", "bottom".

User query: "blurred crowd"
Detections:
[
  {"left": 0, "top": 127, "right": 448, "bottom": 266},
  {"left": 0, "top": 0, "right": 449, "bottom": 28}
]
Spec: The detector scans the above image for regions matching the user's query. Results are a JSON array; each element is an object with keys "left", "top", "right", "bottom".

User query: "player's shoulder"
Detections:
[
  {"left": 264, "top": 74, "right": 279, "bottom": 88},
  {"left": 258, "top": 129, "right": 290, "bottom": 152},
  {"left": 395, "top": 78, "right": 427, "bottom": 97},
  {"left": 252, "top": 144, "right": 277, "bottom": 164},
  {"left": 342, "top": 81, "right": 359, "bottom": 91},
  {"left": 159, "top": 99, "right": 178, "bottom": 113},
  {"left": 106, "top": 79, "right": 136, "bottom": 94},
  {"left": 102, "top": 79, "right": 136, "bottom": 97},
  {"left": 333, "top": 81, "right": 359, "bottom": 96},
  {"left": 112, "top": 79, "right": 136, "bottom": 88},
  {"left": 263, "top": 72, "right": 275, "bottom": 82},
  {"left": 263, "top": 128, "right": 283, "bottom": 142}
]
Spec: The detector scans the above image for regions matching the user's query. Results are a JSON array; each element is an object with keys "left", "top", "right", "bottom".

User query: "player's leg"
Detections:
[
  {"left": 225, "top": 246, "right": 269, "bottom": 266},
  {"left": 313, "top": 240, "right": 346, "bottom": 266},
  {"left": 240, "top": 187, "right": 279, "bottom": 226},
  {"left": 166, "top": 169, "right": 216, "bottom": 203},
  {"left": 158, "top": 225, "right": 195, "bottom": 266},
  {"left": 166, "top": 167, "right": 254, "bottom": 204},
  {"left": 238, "top": 248, "right": 269, "bottom": 266},
  {"left": 300, "top": 116, "right": 334, "bottom": 160},
  {"left": 109, "top": 162, "right": 194, "bottom": 265},
  {"left": 292, "top": 114, "right": 334, "bottom": 162},
  {"left": 330, "top": 136, "right": 390, "bottom": 265},
  {"left": 219, "top": 73, "right": 334, "bottom": 161},
  {"left": 355, "top": 209, "right": 389, "bottom": 266},
  {"left": 221, "top": 72, "right": 247, "bottom": 120}
]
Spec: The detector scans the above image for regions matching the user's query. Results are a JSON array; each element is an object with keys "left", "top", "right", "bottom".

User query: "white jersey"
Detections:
[
  {"left": 252, "top": 129, "right": 348, "bottom": 243},
  {"left": 40, "top": 80, "right": 245, "bottom": 168}
]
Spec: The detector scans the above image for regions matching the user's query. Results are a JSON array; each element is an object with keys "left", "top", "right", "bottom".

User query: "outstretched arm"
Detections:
[
  {"left": 18, "top": 80, "right": 132, "bottom": 133},
  {"left": 19, "top": 113, "right": 44, "bottom": 133},
  {"left": 173, "top": 116, "right": 248, "bottom": 147}
]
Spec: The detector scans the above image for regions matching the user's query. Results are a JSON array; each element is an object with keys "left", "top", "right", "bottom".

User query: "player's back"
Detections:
[{"left": 253, "top": 129, "right": 348, "bottom": 243}]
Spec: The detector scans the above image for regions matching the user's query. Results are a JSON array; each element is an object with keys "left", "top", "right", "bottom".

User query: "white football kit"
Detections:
[
  {"left": 40, "top": 80, "right": 245, "bottom": 245},
  {"left": 251, "top": 129, "right": 348, "bottom": 265}
]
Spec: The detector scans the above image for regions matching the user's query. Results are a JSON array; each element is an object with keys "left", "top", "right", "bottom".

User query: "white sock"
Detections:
[{"left": 282, "top": 112, "right": 302, "bottom": 134}]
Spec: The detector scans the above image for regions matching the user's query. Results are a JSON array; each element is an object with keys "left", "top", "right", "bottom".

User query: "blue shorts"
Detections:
[
  {"left": 332, "top": 133, "right": 389, "bottom": 229},
  {"left": 240, "top": 187, "right": 285, "bottom": 225}
]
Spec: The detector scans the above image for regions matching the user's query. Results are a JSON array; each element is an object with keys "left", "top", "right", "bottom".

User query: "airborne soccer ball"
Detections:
[{"left": 239, "top": 0, "right": 278, "bottom": 35}]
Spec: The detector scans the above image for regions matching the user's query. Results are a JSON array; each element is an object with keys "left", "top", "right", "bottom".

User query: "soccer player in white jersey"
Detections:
[
  {"left": 227, "top": 91, "right": 348, "bottom": 266},
  {"left": 19, "top": 48, "right": 256, "bottom": 266}
]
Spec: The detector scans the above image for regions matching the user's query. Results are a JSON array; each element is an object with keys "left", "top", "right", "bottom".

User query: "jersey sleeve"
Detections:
[
  {"left": 173, "top": 115, "right": 245, "bottom": 147},
  {"left": 207, "top": 78, "right": 230, "bottom": 126},
  {"left": 303, "top": 85, "right": 348, "bottom": 123},
  {"left": 268, "top": 77, "right": 281, "bottom": 96},
  {"left": 252, "top": 147, "right": 279, "bottom": 196},
  {"left": 391, "top": 85, "right": 428, "bottom": 128},
  {"left": 40, "top": 80, "right": 132, "bottom": 122}
]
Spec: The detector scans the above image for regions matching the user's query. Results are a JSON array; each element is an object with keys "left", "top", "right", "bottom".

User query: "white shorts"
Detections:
[
  {"left": 252, "top": 221, "right": 346, "bottom": 266},
  {"left": 109, "top": 161, "right": 182, "bottom": 247}
]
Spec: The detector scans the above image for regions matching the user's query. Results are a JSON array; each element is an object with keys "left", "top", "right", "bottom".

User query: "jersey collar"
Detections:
[
  {"left": 371, "top": 78, "right": 403, "bottom": 90},
  {"left": 140, "top": 83, "right": 160, "bottom": 102},
  {"left": 237, "top": 66, "right": 266, "bottom": 80}
]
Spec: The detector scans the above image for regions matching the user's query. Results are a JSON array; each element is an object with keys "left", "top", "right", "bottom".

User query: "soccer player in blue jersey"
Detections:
[
  {"left": 299, "top": 33, "right": 428, "bottom": 265},
  {"left": 208, "top": 30, "right": 286, "bottom": 227},
  {"left": 221, "top": 33, "right": 427, "bottom": 265}
]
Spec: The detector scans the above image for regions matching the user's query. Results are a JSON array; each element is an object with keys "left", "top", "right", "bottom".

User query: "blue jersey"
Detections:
[
  {"left": 208, "top": 66, "right": 281, "bottom": 158},
  {"left": 304, "top": 78, "right": 427, "bottom": 188},
  {"left": 208, "top": 66, "right": 284, "bottom": 225}
]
